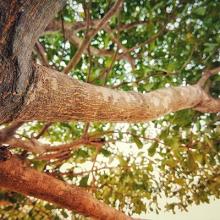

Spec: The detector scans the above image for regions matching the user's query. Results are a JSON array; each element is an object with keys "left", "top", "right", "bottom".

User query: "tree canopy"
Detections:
[{"left": 0, "top": 0, "right": 220, "bottom": 219}]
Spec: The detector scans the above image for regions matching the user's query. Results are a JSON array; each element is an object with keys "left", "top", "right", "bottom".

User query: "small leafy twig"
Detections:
[{"left": 63, "top": 0, "right": 123, "bottom": 74}]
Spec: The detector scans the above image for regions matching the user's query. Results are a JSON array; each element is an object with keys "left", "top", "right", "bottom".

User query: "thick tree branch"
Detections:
[
  {"left": 2, "top": 130, "right": 106, "bottom": 157},
  {"left": 7, "top": 137, "right": 46, "bottom": 154},
  {"left": 0, "top": 156, "right": 132, "bottom": 220},
  {"left": 13, "top": 64, "right": 220, "bottom": 123},
  {"left": 197, "top": 66, "right": 220, "bottom": 87},
  {"left": 194, "top": 67, "right": 220, "bottom": 112}
]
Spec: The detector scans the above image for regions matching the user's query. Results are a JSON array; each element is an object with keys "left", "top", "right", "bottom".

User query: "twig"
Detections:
[
  {"left": 197, "top": 66, "right": 220, "bottom": 87},
  {"left": 0, "top": 121, "right": 23, "bottom": 144},
  {"left": 63, "top": 0, "right": 123, "bottom": 74},
  {"left": 35, "top": 42, "right": 50, "bottom": 67},
  {"left": 104, "top": 25, "right": 135, "bottom": 69},
  {"left": 35, "top": 122, "right": 52, "bottom": 139}
]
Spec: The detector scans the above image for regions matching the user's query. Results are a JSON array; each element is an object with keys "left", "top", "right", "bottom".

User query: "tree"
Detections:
[{"left": 0, "top": 0, "right": 220, "bottom": 219}]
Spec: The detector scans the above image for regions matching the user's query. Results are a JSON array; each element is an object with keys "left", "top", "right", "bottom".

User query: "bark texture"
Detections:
[
  {"left": 16, "top": 64, "right": 211, "bottom": 122},
  {"left": 0, "top": 0, "right": 220, "bottom": 219},
  {"left": 0, "top": 0, "right": 66, "bottom": 123},
  {"left": 0, "top": 156, "right": 131, "bottom": 220}
]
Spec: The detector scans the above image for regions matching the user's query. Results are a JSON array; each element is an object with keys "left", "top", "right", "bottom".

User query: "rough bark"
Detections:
[
  {"left": 0, "top": 2, "right": 133, "bottom": 219},
  {"left": 15, "top": 64, "right": 219, "bottom": 123},
  {"left": 0, "top": 155, "right": 131, "bottom": 220},
  {"left": 0, "top": 1, "right": 220, "bottom": 219},
  {"left": 0, "top": 0, "right": 66, "bottom": 123}
]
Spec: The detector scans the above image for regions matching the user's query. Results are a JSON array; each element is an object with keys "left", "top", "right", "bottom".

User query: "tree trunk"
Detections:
[
  {"left": 0, "top": 0, "right": 66, "bottom": 123},
  {"left": 0, "top": 155, "right": 131, "bottom": 220},
  {"left": 0, "top": 0, "right": 220, "bottom": 220}
]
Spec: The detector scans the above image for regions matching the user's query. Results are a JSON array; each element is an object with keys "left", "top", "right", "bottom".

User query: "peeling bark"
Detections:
[{"left": 0, "top": 156, "right": 131, "bottom": 220}]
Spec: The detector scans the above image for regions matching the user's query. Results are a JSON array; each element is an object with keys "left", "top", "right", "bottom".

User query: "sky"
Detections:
[{"left": 137, "top": 199, "right": 220, "bottom": 220}]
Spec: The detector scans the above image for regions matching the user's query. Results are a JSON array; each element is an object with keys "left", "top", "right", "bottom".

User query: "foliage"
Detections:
[{"left": 1, "top": 0, "right": 220, "bottom": 219}]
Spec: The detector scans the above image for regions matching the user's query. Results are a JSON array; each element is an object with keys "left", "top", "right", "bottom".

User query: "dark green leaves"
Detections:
[
  {"left": 79, "top": 175, "right": 89, "bottom": 187},
  {"left": 148, "top": 142, "right": 158, "bottom": 156},
  {"left": 132, "top": 135, "right": 144, "bottom": 149}
]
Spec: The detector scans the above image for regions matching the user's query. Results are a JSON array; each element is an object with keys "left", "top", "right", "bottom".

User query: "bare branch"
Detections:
[
  {"left": 7, "top": 137, "right": 47, "bottom": 154},
  {"left": 193, "top": 66, "right": 220, "bottom": 112},
  {"left": 46, "top": 19, "right": 150, "bottom": 34},
  {"left": 0, "top": 155, "right": 132, "bottom": 220},
  {"left": 194, "top": 92, "right": 220, "bottom": 113},
  {"left": 45, "top": 20, "right": 134, "bottom": 64},
  {"left": 197, "top": 66, "right": 220, "bottom": 87},
  {"left": 0, "top": 121, "right": 23, "bottom": 144},
  {"left": 104, "top": 25, "right": 135, "bottom": 69},
  {"left": 35, "top": 122, "right": 52, "bottom": 139},
  {"left": 63, "top": 0, "right": 123, "bottom": 74},
  {"left": 35, "top": 42, "right": 50, "bottom": 67},
  {"left": 116, "top": 20, "right": 150, "bottom": 32}
]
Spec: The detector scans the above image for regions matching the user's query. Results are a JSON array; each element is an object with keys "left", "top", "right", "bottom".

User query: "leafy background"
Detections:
[{"left": 1, "top": 0, "right": 220, "bottom": 219}]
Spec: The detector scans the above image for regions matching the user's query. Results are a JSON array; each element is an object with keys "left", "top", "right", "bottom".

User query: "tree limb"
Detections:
[
  {"left": 14, "top": 64, "right": 220, "bottom": 123},
  {"left": 0, "top": 155, "right": 132, "bottom": 220}
]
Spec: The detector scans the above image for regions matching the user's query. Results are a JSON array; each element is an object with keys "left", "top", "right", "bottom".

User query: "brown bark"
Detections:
[
  {"left": 0, "top": 1, "right": 220, "bottom": 219},
  {"left": 14, "top": 64, "right": 220, "bottom": 123},
  {"left": 0, "top": 0, "right": 66, "bottom": 123},
  {"left": 0, "top": 156, "right": 131, "bottom": 220}
]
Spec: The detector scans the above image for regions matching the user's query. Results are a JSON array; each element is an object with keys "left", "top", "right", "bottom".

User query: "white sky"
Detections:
[{"left": 137, "top": 199, "right": 220, "bottom": 220}]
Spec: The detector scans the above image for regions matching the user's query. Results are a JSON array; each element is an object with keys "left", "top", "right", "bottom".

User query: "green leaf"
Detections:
[
  {"left": 100, "top": 149, "right": 112, "bottom": 157},
  {"left": 132, "top": 136, "right": 143, "bottom": 149},
  {"left": 187, "top": 151, "right": 198, "bottom": 172},
  {"left": 45, "top": 204, "right": 54, "bottom": 210},
  {"left": 148, "top": 142, "right": 158, "bottom": 157},
  {"left": 193, "top": 7, "right": 206, "bottom": 16},
  {"left": 61, "top": 210, "right": 68, "bottom": 218},
  {"left": 79, "top": 175, "right": 89, "bottom": 187}
]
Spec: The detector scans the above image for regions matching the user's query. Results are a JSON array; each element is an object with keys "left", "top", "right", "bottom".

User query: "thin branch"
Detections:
[
  {"left": 63, "top": 0, "right": 123, "bottom": 74},
  {"left": 45, "top": 21, "right": 130, "bottom": 63},
  {"left": 35, "top": 42, "right": 50, "bottom": 67},
  {"left": 123, "top": 27, "right": 166, "bottom": 58},
  {"left": 105, "top": 47, "right": 119, "bottom": 84},
  {"left": 38, "top": 150, "right": 71, "bottom": 161},
  {"left": 104, "top": 25, "right": 135, "bottom": 69},
  {"left": 35, "top": 122, "right": 52, "bottom": 139},
  {"left": 8, "top": 137, "right": 47, "bottom": 154},
  {"left": 197, "top": 66, "right": 220, "bottom": 87},
  {"left": 116, "top": 20, "right": 150, "bottom": 32},
  {"left": 0, "top": 121, "right": 23, "bottom": 144},
  {"left": 47, "top": 19, "right": 151, "bottom": 34},
  {"left": 179, "top": 45, "right": 196, "bottom": 72}
]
